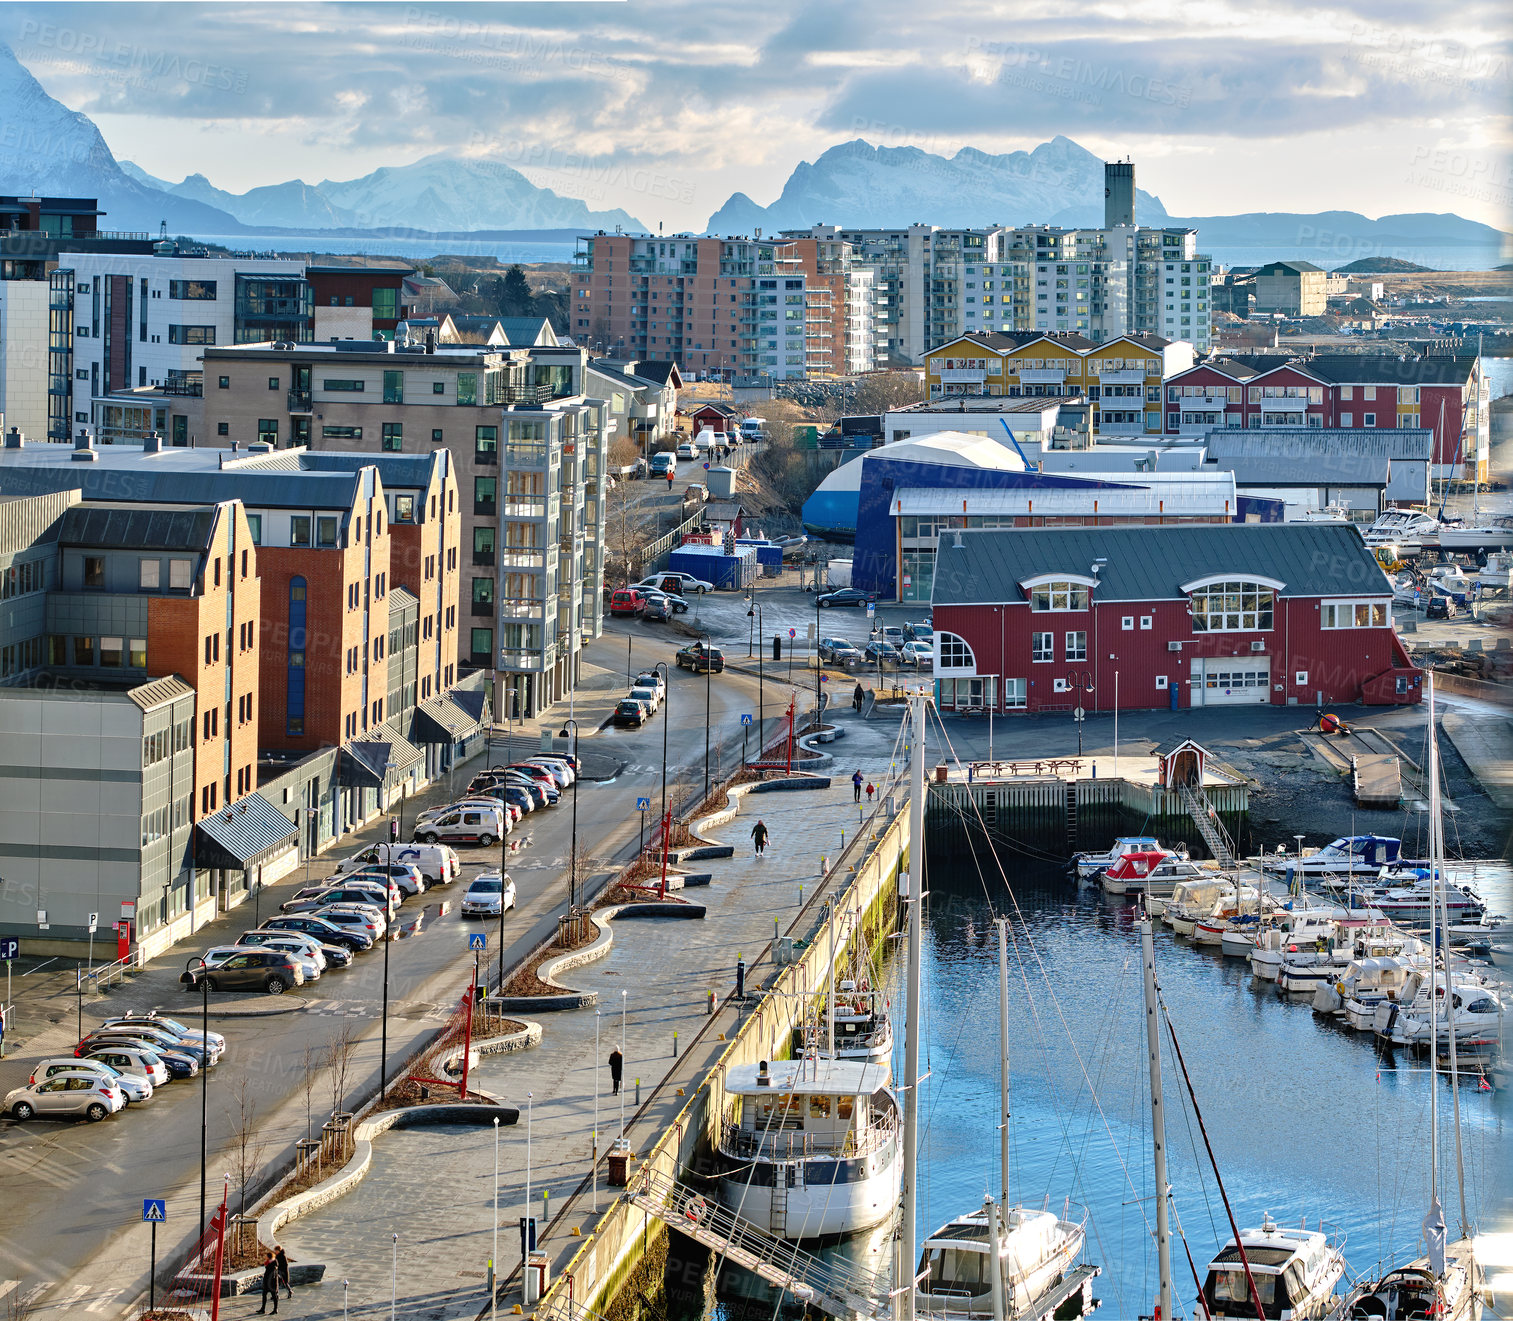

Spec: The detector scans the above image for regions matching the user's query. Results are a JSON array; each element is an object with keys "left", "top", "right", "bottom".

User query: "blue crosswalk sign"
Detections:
[
  {"left": 636, "top": 797, "right": 651, "bottom": 812},
  {"left": 468, "top": 933, "right": 487, "bottom": 951},
  {"left": 741, "top": 714, "right": 753, "bottom": 725},
  {"left": 143, "top": 1199, "right": 166, "bottom": 1222}
]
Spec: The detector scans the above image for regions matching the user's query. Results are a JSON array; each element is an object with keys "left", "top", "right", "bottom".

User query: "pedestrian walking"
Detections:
[
  {"left": 751, "top": 819, "right": 769, "bottom": 857},
  {"left": 665, "top": 469, "right": 675, "bottom": 491},
  {"left": 609, "top": 1046, "right": 623, "bottom": 1095},
  {"left": 852, "top": 683, "right": 864, "bottom": 712},
  {"left": 256, "top": 1250, "right": 279, "bottom": 1314},
  {"left": 275, "top": 1245, "right": 292, "bottom": 1299},
  {"left": 852, "top": 770, "right": 864, "bottom": 802},
  {"left": 865, "top": 782, "right": 875, "bottom": 803}
]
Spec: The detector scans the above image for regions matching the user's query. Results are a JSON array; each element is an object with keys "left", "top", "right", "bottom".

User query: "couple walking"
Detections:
[{"left": 257, "top": 1246, "right": 292, "bottom": 1312}]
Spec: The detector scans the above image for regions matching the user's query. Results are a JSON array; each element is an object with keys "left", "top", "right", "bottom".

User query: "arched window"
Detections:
[
  {"left": 1185, "top": 578, "right": 1278, "bottom": 633},
  {"left": 287, "top": 577, "right": 307, "bottom": 736},
  {"left": 936, "top": 632, "right": 976, "bottom": 673}
]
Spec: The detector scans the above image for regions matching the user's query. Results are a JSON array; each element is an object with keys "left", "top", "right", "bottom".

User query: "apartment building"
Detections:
[
  {"left": 197, "top": 339, "right": 608, "bottom": 717},
  {"left": 586, "top": 358, "right": 682, "bottom": 449},
  {"left": 572, "top": 232, "right": 874, "bottom": 380},
  {"left": 1161, "top": 353, "right": 1487, "bottom": 478},
  {"left": 922, "top": 331, "right": 1194, "bottom": 436},
  {"left": 1253, "top": 260, "right": 1328, "bottom": 317}
]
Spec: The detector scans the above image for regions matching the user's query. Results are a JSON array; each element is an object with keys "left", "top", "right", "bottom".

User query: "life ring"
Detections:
[
  {"left": 684, "top": 1197, "right": 706, "bottom": 1224},
  {"left": 858, "top": 979, "right": 870, "bottom": 993}
]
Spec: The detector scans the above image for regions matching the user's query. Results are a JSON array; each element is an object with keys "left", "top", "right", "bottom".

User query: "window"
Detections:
[
  {"left": 1121, "top": 615, "right": 1134, "bottom": 630},
  {"left": 383, "top": 370, "right": 404, "bottom": 404},
  {"left": 1189, "top": 580, "right": 1274, "bottom": 632},
  {"left": 1321, "top": 599, "right": 1389, "bottom": 629},
  {"left": 168, "top": 279, "right": 216, "bottom": 300},
  {"left": 1003, "top": 677, "right": 1027, "bottom": 709},
  {"left": 473, "top": 526, "right": 496, "bottom": 564},
  {"left": 1363, "top": 413, "right": 1376, "bottom": 427},
  {"left": 432, "top": 381, "right": 445, "bottom": 395},
  {"left": 1028, "top": 580, "right": 1090, "bottom": 611},
  {"left": 381, "top": 422, "right": 403, "bottom": 451},
  {"left": 1032, "top": 631, "right": 1054, "bottom": 662},
  {"left": 1155, "top": 675, "right": 1168, "bottom": 690},
  {"left": 475, "top": 425, "right": 498, "bottom": 461},
  {"left": 431, "top": 428, "right": 444, "bottom": 444},
  {"left": 470, "top": 627, "right": 493, "bottom": 661},
  {"left": 287, "top": 577, "right": 307, "bottom": 735},
  {"left": 394, "top": 494, "right": 416, "bottom": 522},
  {"left": 129, "top": 638, "right": 146, "bottom": 668},
  {"left": 1340, "top": 413, "right": 1353, "bottom": 427},
  {"left": 1296, "top": 671, "right": 1309, "bottom": 685},
  {"left": 83, "top": 556, "right": 104, "bottom": 588},
  {"left": 316, "top": 515, "right": 338, "bottom": 547},
  {"left": 472, "top": 577, "right": 495, "bottom": 607},
  {"left": 936, "top": 632, "right": 974, "bottom": 670},
  {"left": 168, "top": 559, "right": 192, "bottom": 589},
  {"left": 218, "top": 375, "right": 230, "bottom": 389},
  {"left": 322, "top": 426, "right": 363, "bottom": 439},
  {"left": 474, "top": 475, "right": 497, "bottom": 512},
  {"left": 99, "top": 636, "right": 123, "bottom": 667},
  {"left": 457, "top": 373, "right": 477, "bottom": 406},
  {"left": 246, "top": 514, "right": 261, "bottom": 544},
  {"left": 323, "top": 378, "right": 365, "bottom": 392},
  {"left": 1140, "top": 616, "right": 1152, "bottom": 630},
  {"left": 217, "top": 422, "right": 230, "bottom": 436},
  {"left": 290, "top": 516, "right": 312, "bottom": 547},
  {"left": 168, "top": 325, "right": 215, "bottom": 344},
  {"left": 73, "top": 636, "right": 94, "bottom": 665},
  {"left": 1065, "top": 631, "right": 1087, "bottom": 661},
  {"left": 257, "top": 419, "right": 278, "bottom": 445}
]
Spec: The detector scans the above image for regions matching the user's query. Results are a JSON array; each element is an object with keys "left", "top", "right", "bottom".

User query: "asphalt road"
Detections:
[{"left": 0, "top": 628, "right": 773, "bottom": 1318}]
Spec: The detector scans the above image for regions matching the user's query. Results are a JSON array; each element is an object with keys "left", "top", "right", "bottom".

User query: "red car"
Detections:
[{"left": 609, "top": 589, "right": 646, "bottom": 616}]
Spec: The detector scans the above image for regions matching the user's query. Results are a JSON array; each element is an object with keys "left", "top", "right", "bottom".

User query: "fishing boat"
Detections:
[
  {"left": 1071, "top": 835, "right": 1169, "bottom": 880},
  {"left": 914, "top": 916, "right": 1094, "bottom": 1318},
  {"left": 1340, "top": 672, "right": 1487, "bottom": 1321},
  {"left": 1198, "top": 1215, "right": 1347, "bottom": 1319},
  {"left": 715, "top": 1057, "right": 900, "bottom": 1239},
  {"left": 1099, "top": 850, "right": 1211, "bottom": 897}
]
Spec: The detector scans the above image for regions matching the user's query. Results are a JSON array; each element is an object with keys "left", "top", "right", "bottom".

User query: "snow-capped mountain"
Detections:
[
  {"left": 704, "top": 137, "right": 1170, "bottom": 233},
  {"left": 120, "top": 164, "right": 354, "bottom": 230},
  {"left": 0, "top": 41, "right": 241, "bottom": 232}
]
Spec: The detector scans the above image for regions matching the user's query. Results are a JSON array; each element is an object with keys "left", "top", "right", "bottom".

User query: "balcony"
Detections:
[
  {"left": 505, "top": 442, "right": 551, "bottom": 468},
  {"left": 159, "top": 376, "right": 204, "bottom": 398},
  {"left": 498, "top": 647, "right": 544, "bottom": 672},
  {"left": 499, "top": 548, "right": 546, "bottom": 569},
  {"left": 1173, "top": 395, "right": 1231, "bottom": 412},
  {"left": 502, "top": 494, "right": 549, "bottom": 518},
  {"left": 1092, "top": 370, "right": 1150, "bottom": 387},
  {"left": 287, "top": 390, "right": 312, "bottom": 413},
  {"left": 499, "top": 598, "right": 547, "bottom": 620},
  {"left": 1018, "top": 369, "right": 1067, "bottom": 384}
]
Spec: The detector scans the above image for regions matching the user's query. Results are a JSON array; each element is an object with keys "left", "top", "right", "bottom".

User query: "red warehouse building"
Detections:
[{"left": 929, "top": 523, "right": 1421, "bottom": 713}]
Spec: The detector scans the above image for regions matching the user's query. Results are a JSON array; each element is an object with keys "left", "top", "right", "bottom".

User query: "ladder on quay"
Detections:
[
  {"left": 624, "top": 1167, "right": 885, "bottom": 1321},
  {"left": 1176, "top": 782, "right": 1236, "bottom": 869},
  {"left": 1065, "top": 781, "right": 1079, "bottom": 849}
]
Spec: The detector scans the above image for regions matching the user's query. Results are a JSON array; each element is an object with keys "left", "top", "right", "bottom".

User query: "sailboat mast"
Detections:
[
  {"left": 1428, "top": 674, "right": 1470, "bottom": 1237},
  {"left": 899, "top": 689, "right": 927, "bottom": 1321},
  {"left": 1426, "top": 674, "right": 1439, "bottom": 1211},
  {"left": 827, "top": 898, "right": 836, "bottom": 1058},
  {"left": 1141, "top": 915, "right": 1174, "bottom": 1321},
  {"left": 997, "top": 917, "right": 1011, "bottom": 1208}
]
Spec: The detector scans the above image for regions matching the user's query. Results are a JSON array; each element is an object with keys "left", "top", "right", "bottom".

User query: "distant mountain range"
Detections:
[{"left": 0, "top": 41, "right": 1505, "bottom": 263}]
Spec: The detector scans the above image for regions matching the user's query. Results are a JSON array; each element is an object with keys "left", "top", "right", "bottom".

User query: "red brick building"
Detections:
[
  {"left": 1163, "top": 354, "right": 1485, "bottom": 478},
  {"left": 929, "top": 523, "right": 1420, "bottom": 713}
]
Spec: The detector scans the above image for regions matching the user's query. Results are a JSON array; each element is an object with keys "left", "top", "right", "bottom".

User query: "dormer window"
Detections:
[
  {"left": 1187, "top": 578, "right": 1277, "bottom": 632},
  {"left": 1028, "top": 580, "right": 1090, "bottom": 611}
]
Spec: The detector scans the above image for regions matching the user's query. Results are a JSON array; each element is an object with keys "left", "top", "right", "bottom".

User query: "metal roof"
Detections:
[
  {"left": 931, "top": 523, "right": 1391, "bottom": 607},
  {"left": 1219, "top": 456, "right": 1391, "bottom": 487},
  {"left": 893, "top": 472, "right": 1236, "bottom": 518},
  {"left": 58, "top": 503, "right": 218, "bottom": 551},
  {"left": 195, "top": 792, "right": 299, "bottom": 870},
  {"left": 127, "top": 674, "right": 195, "bottom": 712},
  {"left": 297, "top": 451, "right": 441, "bottom": 491},
  {"left": 342, "top": 728, "right": 424, "bottom": 787},
  {"left": 1204, "top": 428, "right": 1433, "bottom": 462},
  {"left": 413, "top": 690, "right": 488, "bottom": 744}
]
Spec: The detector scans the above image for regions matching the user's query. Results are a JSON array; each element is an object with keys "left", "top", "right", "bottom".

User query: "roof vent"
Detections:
[
  {"left": 142, "top": 430, "right": 162, "bottom": 454},
  {"left": 756, "top": 1061, "right": 770, "bottom": 1087},
  {"left": 3, "top": 426, "right": 22, "bottom": 449},
  {"left": 72, "top": 429, "right": 97, "bottom": 461}
]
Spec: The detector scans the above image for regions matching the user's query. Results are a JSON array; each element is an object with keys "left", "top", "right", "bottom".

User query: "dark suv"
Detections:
[
  {"left": 675, "top": 641, "right": 725, "bottom": 673},
  {"left": 180, "top": 950, "right": 304, "bottom": 995}
]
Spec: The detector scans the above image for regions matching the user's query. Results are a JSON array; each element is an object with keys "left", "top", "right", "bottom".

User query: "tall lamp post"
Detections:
[
  {"left": 1065, "top": 670, "right": 1094, "bottom": 757},
  {"left": 654, "top": 661, "right": 672, "bottom": 899},
  {"left": 185, "top": 955, "right": 210, "bottom": 1236},
  {"left": 558, "top": 717, "right": 581, "bottom": 909},
  {"left": 700, "top": 634, "right": 713, "bottom": 801},
  {"left": 747, "top": 601, "right": 764, "bottom": 756}
]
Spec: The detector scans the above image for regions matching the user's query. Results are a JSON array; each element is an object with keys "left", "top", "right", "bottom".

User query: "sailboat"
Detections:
[{"left": 1338, "top": 674, "right": 1486, "bottom": 1321}]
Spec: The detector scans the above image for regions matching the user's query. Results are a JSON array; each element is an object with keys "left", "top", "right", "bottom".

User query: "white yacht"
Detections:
[
  {"left": 1373, "top": 975, "right": 1504, "bottom": 1053},
  {"left": 916, "top": 1202, "right": 1090, "bottom": 1319},
  {"left": 1354, "top": 874, "right": 1486, "bottom": 924},
  {"left": 1437, "top": 513, "right": 1513, "bottom": 554},
  {"left": 1313, "top": 951, "right": 1426, "bottom": 1030},
  {"left": 1273, "top": 920, "right": 1407, "bottom": 996},
  {"left": 1344, "top": 1253, "right": 1484, "bottom": 1320},
  {"left": 1199, "top": 1216, "right": 1346, "bottom": 1319},
  {"left": 1475, "top": 550, "right": 1512, "bottom": 593},
  {"left": 1222, "top": 899, "right": 1343, "bottom": 959},
  {"left": 1269, "top": 835, "right": 1417, "bottom": 881},
  {"left": 1363, "top": 508, "right": 1441, "bottom": 552},
  {"left": 716, "top": 1058, "right": 900, "bottom": 1240},
  {"left": 1166, "top": 879, "right": 1259, "bottom": 937}
]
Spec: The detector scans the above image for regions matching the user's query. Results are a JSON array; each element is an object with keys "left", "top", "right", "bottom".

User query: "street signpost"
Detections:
[
  {"left": 143, "top": 1199, "right": 166, "bottom": 1310},
  {"left": 469, "top": 933, "right": 487, "bottom": 951},
  {"left": 741, "top": 713, "right": 754, "bottom": 767},
  {"left": 637, "top": 797, "right": 651, "bottom": 854},
  {"left": 87, "top": 912, "right": 98, "bottom": 974}
]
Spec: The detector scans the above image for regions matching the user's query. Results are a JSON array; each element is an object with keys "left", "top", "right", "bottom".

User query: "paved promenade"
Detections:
[{"left": 252, "top": 713, "right": 909, "bottom": 1320}]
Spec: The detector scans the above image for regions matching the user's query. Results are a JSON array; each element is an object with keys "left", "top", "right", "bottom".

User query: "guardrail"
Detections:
[
  {"left": 633, "top": 509, "right": 706, "bottom": 578},
  {"left": 86, "top": 951, "right": 139, "bottom": 993}
]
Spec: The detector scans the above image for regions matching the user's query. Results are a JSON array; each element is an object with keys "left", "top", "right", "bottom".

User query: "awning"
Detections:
[
  {"left": 195, "top": 792, "right": 299, "bottom": 871},
  {"left": 413, "top": 689, "right": 490, "bottom": 745},
  {"left": 342, "top": 728, "right": 425, "bottom": 788}
]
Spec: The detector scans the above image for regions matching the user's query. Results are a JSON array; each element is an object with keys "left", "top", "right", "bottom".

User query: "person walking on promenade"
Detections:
[
  {"left": 275, "top": 1245, "right": 292, "bottom": 1299},
  {"left": 609, "top": 1046, "right": 623, "bottom": 1095},
  {"left": 256, "top": 1251, "right": 279, "bottom": 1314},
  {"left": 751, "top": 819, "right": 769, "bottom": 857},
  {"left": 865, "top": 782, "right": 875, "bottom": 803},
  {"left": 852, "top": 770, "right": 864, "bottom": 802}
]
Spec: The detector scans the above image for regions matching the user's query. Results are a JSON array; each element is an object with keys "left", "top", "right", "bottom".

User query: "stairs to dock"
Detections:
[{"left": 1177, "top": 782, "right": 1237, "bottom": 869}]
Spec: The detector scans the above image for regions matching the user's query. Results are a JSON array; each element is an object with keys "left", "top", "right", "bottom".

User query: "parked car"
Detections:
[
  {"left": 614, "top": 698, "right": 648, "bottom": 727},
  {"left": 634, "top": 670, "right": 667, "bottom": 700},
  {"left": 180, "top": 951, "right": 304, "bottom": 996},
  {"left": 818, "top": 637, "right": 862, "bottom": 664},
  {"left": 628, "top": 684, "right": 662, "bottom": 714},
  {"left": 638, "top": 572, "right": 713, "bottom": 596},
  {"left": 312, "top": 907, "right": 386, "bottom": 942},
  {"left": 238, "top": 928, "right": 349, "bottom": 969},
  {"left": 6, "top": 1075, "right": 124, "bottom": 1122},
  {"left": 816, "top": 588, "right": 878, "bottom": 609},
  {"left": 102, "top": 1012, "right": 226, "bottom": 1056},
  {"left": 880, "top": 626, "right": 905, "bottom": 647},
  {"left": 903, "top": 621, "right": 934, "bottom": 642},
  {"left": 461, "top": 871, "right": 518, "bottom": 918},
  {"left": 282, "top": 882, "right": 395, "bottom": 919},
  {"left": 642, "top": 594, "right": 671, "bottom": 622},
  {"left": 333, "top": 853, "right": 429, "bottom": 894},
  {"left": 262, "top": 914, "right": 372, "bottom": 952},
  {"left": 32, "top": 1057, "right": 153, "bottom": 1104},
  {"left": 683, "top": 483, "right": 708, "bottom": 503},
  {"left": 609, "top": 588, "right": 647, "bottom": 617},
  {"left": 1426, "top": 594, "right": 1457, "bottom": 618},
  {"left": 87, "top": 1021, "right": 222, "bottom": 1067},
  {"left": 345, "top": 863, "right": 427, "bottom": 898},
  {"left": 901, "top": 641, "right": 933, "bottom": 668},
  {"left": 638, "top": 586, "right": 689, "bottom": 615},
  {"left": 674, "top": 641, "right": 725, "bottom": 673},
  {"left": 78, "top": 1035, "right": 196, "bottom": 1078},
  {"left": 675, "top": 441, "right": 699, "bottom": 460},
  {"left": 78, "top": 1044, "right": 169, "bottom": 1087},
  {"left": 648, "top": 451, "right": 676, "bottom": 477},
  {"left": 524, "top": 756, "right": 575, "bottom": 786},
  {"left": 864, "top": 640, "right": 902, "bottom": 664}
]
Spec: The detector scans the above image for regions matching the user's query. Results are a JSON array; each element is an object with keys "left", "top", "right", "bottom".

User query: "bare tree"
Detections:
[
  {"left": 301, "top": 1042, "right": 320, "bottom": 1140},
  {"left": 224, "top": 1073, "right": 269, "bottom": 1263},
  {"left": 325, "top": 1023, "right": 358, "bottom": 1120}
]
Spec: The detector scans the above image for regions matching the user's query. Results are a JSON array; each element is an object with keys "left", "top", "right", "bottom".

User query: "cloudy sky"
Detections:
[{"left": 4, "top": 0, "right": 1510, "bottom": 230}]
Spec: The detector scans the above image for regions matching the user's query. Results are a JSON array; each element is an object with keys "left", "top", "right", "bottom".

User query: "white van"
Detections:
[
  {"left": 335, "top": 841, "right": 461, "bottom": 884},
  {"left": 413, "top": 806, "right": 506, "bottom": 848},
  {"left": 739, "top": 416, "right": 766, "bottom": 440}
]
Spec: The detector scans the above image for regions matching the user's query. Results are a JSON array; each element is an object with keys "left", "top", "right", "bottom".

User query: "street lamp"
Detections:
[
  {"left": 701, "top": 634, "right": 713, "bottom": 802},
  {"left": 558, "top": 718, "right": 581, "bottom": 910},
  {"left": 747, "top": 601, "right": 764, "bottom": 756},
  {"left": 186, "top": 955, "right": 210, "bottom": 1237},
  {"left": 1065, "top": 670, "right": 1094, "bottom": 757},
  {"left": 378, "top": 842, "right": 395, "bottom": 1100},
  {"left": 491, "top": 1115, "right": 501, "bottom": 1321},
  {"left": 619, "top": 990, "right": 627, "bottom": 1141}
]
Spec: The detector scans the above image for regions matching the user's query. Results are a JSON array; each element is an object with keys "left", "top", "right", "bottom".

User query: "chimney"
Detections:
[
  {"left": 142, "top": 430, "right": 161, "bottom": 454},
  {"left": 72, "top": 429, "right": 98, "bottom": 462},
  {"left": 4, "top": 426, "right": 23, "bottom": 448},
  {"left": 425, "top": 329, "right": 436, "bottom": 354}
]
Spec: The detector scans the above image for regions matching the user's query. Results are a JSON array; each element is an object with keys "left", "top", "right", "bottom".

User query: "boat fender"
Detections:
[{"left": 684, "top": 1197, "right": 706, "bottom": 1224}]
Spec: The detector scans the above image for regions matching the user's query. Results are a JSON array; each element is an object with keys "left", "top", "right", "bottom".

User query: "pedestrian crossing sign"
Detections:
[
  {"left": 143, "top": 1199, "right": 166, "bottom": 1222},
  {"left": 636, "top": 797, "right": 651, "bottom": 811},
  {"left": 741, "top": 714, "right": 753, "bottom": 725},
  {"left": 468, "top": 933, "right": 487, "bottom": 951}
]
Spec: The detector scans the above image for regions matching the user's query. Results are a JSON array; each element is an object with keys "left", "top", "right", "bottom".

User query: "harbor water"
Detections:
[{"left": 688, "top": 855, "right": 1511, "bottom": 1320}]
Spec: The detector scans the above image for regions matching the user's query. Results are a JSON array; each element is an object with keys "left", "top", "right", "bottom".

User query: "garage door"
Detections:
[{"left": 1196, "top": 658, "right": 1271, "bottom": 706}]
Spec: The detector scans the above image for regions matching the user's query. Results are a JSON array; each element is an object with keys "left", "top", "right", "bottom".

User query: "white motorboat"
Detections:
[
  {"left": 1373, "top": 975, "right": 1504, "bottom": 1053},
  {"left": 1269, "top": 835, "right": 1420, "bottom": 882},
  {"left": 715, "top": 1057, "right": 900, "bottom": 1239},
  {"left": 1222, "top": 898, "right": 1343, "bottom": 959},
  {"left": 1100, "top": 850, "right": 1210, "bottom": 897},
  {"left": 1194, "top": 893, "right": 1278, "bottom": 947},
  {"left": 1312, "top": 951, "right": 1426, "bottom": 1029},
  {"left": 1363, "top": 507, "right": 1441, "bottom": 552},
  {"left": 1274, "top": 920, "right": 1407, "bottom": 996},
  {"left": 1475, "top": 550, "right": 1512, "bottom": 592},
  {"left": 1198, "top": 1215, "right": 1347, "bottom": 1319},
  {"left": 916, "top": 1202, "right": 1090, "bottom": 1319},
  {"left": 1071, "top": 834, "right": 1168, "bottom": 880},
  {"left": 1164, "top": 877, "right": 1244, "bottom": 935},
  {"left": 1355, "top": 872, "right": 1486, "bottom": 924},
  {"left": 1449, "top": 912, "right": 1513, "bottom": 950}
]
